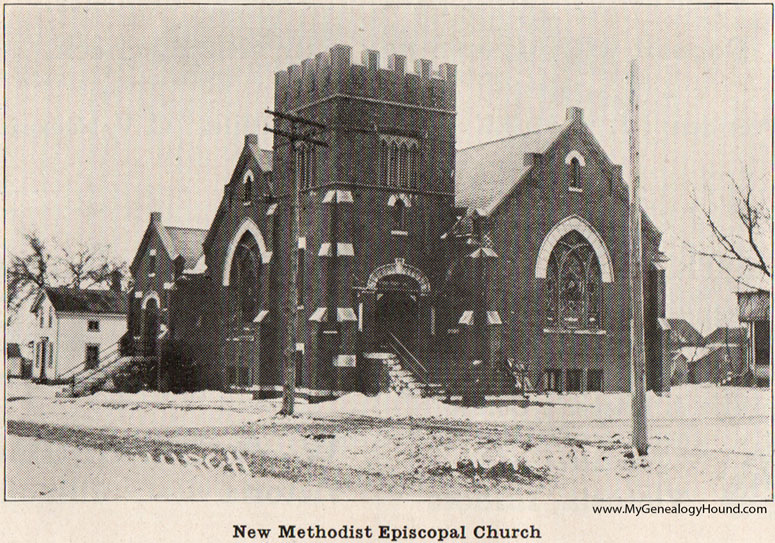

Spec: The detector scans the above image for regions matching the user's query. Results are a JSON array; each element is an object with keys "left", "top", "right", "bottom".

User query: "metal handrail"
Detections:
[
  {"left": 388, "top": 332, "right": 429, "bottom": 383},
  {"left": 71, "top": 347, "right": 144, "bottom": 390},
  {"left": 58, "top": 340, "right": 122, "bottom": 381}
]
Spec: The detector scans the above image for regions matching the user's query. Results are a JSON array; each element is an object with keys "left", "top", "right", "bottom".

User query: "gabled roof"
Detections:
[
  {"left": 129, "top": 214, "right": 207, "bottom": 276},
  {"left": 7, "top": 343, "right": 22, "bottom": 358},
  {"left": 668, "top": 318, "right": 704, "bottom": 346},
  {"left": 32, "top": 287, "right": 128, "bottom": 315},
  {"left": 166, "top": 226, "right": 208, "bottom": 272},
  {"left": 456, "top": 122, "right": 569, "bottom": 214},
  {"left": 451, "top": 111, "right": 662, "bottom": 248},
  {"left": 248, "top": 142, "right": 273, "bottom": 172},
  {"left": 704, "top": 327, "right": 746, "bottom": 346},
  {"left": 204, "top": 138, "right": 273, "bottom": 253}
]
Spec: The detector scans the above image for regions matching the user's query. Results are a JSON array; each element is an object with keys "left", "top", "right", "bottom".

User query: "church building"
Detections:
[{"left": 126, "top": 44, "right": 670, "bottom": 399}]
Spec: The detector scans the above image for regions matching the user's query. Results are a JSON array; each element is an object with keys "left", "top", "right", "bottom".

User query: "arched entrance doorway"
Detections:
[
  {"left": 225, "top": 232, "right": 262, "bottom": 388},
  {"left": 141, "top": 297, "right": 160, "bottom": 356},
  {"left": 374, "top": 274, "right": 420, "bottom": 353}
]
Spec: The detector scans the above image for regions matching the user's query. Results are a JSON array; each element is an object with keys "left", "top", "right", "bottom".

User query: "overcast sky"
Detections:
[{"left": 5, "top": 4, "right": 772, "bottom": 332}]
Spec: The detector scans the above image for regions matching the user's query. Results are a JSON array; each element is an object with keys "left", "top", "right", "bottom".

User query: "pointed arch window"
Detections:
[
  {"left": 545, "top": 231, "right": 603, "bottom": 329},
  {"left": 389, "top": 142, "right": 399, "bottom": 186},
  {"left": 398, "top": 144, "right": 409, "bottom": 188},
  {"left": 570, "top": 157, "right": 582, "bottom": 189},
  {"left": 379, "top": 140, "right": 390, "bottom": 186},
  {"left": 392, "top": 198, "right": 406, "bottom": 231},
  {"left": 230, "top": 234, "right": 261, "bottom": 324},
  {"left": 378, "top": 135, "right": 419, "bottom": 189},
  {"left": 409, "top": 146, "right": 418, "bottom": 188},
  {"left": 243, "top": 171, "right": 254, "bottom": 203}
]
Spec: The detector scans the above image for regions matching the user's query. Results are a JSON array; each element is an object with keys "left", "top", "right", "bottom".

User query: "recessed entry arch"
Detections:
[
  {"left": 366, "top": 261, "right": 431, "bottom": 294},
  {"left": 222, "top": 217, "right": 272, "bottom": 287},
  {"left": 535, "top": 215, "right": 613, "bottom": 283},
  {"left": 141, "top": 291, "right": 161, "bottom": 309}
]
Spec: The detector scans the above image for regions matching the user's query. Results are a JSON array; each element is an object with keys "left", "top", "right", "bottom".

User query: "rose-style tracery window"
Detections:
[{"left": 545, "top": 231, "right": 602, "bottom": 328}]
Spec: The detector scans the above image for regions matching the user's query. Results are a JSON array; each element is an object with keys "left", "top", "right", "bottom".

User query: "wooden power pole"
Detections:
[
  {"left": 264, "top": 109, "right": 327, "bottom": 416},
  {"left": 628, "top": 60, "right": 648, "bottom": 455}
]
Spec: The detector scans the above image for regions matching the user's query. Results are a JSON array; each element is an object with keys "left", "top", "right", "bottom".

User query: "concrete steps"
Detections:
[
  {"left": 381, "top": 354, "right": 447, "bottom": 398},
  {"left": 57, "top": 356, "right": 152, "bottom": 398}
]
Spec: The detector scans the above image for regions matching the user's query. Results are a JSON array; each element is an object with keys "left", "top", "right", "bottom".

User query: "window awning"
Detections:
[
  {"left": 309, "top": 307, "right": 327, "bottom": 322},
  {"left": 337, "top": 307, "right": 358, "bottom": 322},
  {"left": 487, "top": 311, "right": 503, "bottom": 325}
]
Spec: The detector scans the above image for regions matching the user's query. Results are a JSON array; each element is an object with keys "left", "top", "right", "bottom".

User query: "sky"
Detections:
[{"left": 4, "top": 4, "right": 772, "bottom": 333}]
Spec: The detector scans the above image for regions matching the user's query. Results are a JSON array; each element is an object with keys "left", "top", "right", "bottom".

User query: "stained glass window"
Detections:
[{"left": 545, "top": 231, "right": 603, "bottom": 329}]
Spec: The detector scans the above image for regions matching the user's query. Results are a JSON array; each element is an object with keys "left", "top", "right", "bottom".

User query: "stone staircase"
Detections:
[
  {"left": 57, "top": 351, "right": 155, "bottom": 398},
  {"left": 382, "top": 353, "right": 447, "bottom": 398}
]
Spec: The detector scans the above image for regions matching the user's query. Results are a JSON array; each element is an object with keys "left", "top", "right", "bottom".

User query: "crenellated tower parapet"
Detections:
[{"left": 274, "top": 44, "right": 456, "bottom": 113}]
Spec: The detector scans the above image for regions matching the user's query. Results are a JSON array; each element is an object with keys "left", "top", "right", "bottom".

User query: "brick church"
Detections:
[{"left": 126, "top": 44, "right": 670, "bottom": 399}]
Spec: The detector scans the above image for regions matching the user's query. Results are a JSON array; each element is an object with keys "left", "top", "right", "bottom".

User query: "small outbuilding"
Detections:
[{"left": 6, "top": 343, "right": 31, "bottom": 379}]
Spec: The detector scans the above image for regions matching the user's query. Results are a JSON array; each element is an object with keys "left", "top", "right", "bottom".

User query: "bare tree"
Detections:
[
  {"left": 7, "top": 234, "right": 128, "bottom": 325},
  {"left": 687, "top": 167, "right": 771, "bottom": 290},
  {"left": 6, "top": 232, "right": 57, "bottom": 318},
  {"left": 60, "top": 243, "right": 127, "bottom": 290}
]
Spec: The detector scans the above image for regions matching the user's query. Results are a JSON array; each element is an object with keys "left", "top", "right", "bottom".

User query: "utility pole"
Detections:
[
  {"left": 628, "top": 59, "right": 648, "bottom": 455},
  {"left": 264, "top": 109, "right": 327, "bottom": 416}
]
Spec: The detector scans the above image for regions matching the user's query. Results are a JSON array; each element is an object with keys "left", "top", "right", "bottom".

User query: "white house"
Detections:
[{"left": 30, "top": 285, "right": 128, "bottom": 382}]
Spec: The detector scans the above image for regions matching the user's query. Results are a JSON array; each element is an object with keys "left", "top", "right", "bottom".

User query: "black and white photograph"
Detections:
[{"left": 2, "top": 2, "right": 772, "bottom": 534}]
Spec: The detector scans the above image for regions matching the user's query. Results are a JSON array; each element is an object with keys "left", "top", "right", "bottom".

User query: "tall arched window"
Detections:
[
  {"left": 380, "top": 140, "right": 389, "bottom": 185},
  {"left": 399, "top": 144, "right": 409, "bottom": 188},
  {"left": 243, "top": 171, "right": 253, "bottom": 202},
  {"left": 545, "top": 231, "right": 602, "bottom": 328},
  {"left": 305, "top": 145, "right": 315, "bottom": 189},
  {"left": 409, "top": 145, "right": 418, "bottom": 188},
  {"left": 392, "top": 199, "right": 406, "bottom": 231},
  {"left": 389, "top": 142, "right": 399, "bottom": 186},
  {"left": 231, "top": 234, "right": 261, "bottom": 324},
  {"left": 570, "top": 157, "right": 582, "bottom": 189},
  {"left": 296, "top": 147, "right": 306, "bottom": 190}
]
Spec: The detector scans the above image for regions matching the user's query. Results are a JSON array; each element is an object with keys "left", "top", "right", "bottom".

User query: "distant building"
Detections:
[
  {"left": 667, "top": 318, "right": 703, "bottom": 385},
  {"left": 29, "top": 282, "right": 128, "bottom": 383},
  {"left": 668, "top": 318, "right": 704, "bottom": 348},
  {"left": 6, "top": 343, "right": 30, "bottom": 379},
  {"left": 684, "top": 344, "right": 744, "bottom": 385},
  {"left": 737, "top": 290, "right": 770, "bottom": 387},
  {"left": 704, "top": 326, "right": 746, "bottom": 346}
]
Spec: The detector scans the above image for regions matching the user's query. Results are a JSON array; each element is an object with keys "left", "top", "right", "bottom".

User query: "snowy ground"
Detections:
[{"left": 5, "top": 381, "right": 772, "bottom": 499}]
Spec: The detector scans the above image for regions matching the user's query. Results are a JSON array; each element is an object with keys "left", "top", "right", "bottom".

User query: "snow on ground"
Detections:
[
  {"left": 305, "top": 384, "right": 770, "bottom": 425},
  {"left": 6, "top": 435, "right": 333, "bottom": 499},
  {"left": 5, "top": 379, "right": 61, "bottom": 399},
  {"left": 5, "top": 381, "right": 772, "bottom": 498}
]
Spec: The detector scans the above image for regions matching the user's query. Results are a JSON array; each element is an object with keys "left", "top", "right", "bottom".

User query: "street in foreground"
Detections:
[{"left": 5, "top": 381, "right": 771, "bottom": 499}]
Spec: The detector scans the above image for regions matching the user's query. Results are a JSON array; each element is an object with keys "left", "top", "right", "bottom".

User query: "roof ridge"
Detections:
[
  {"left": 165, "top": 225, "right": 208, "bottom": 233},
  {"left": 457, "top": 123, "right": 564, "bottom": 152}
]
